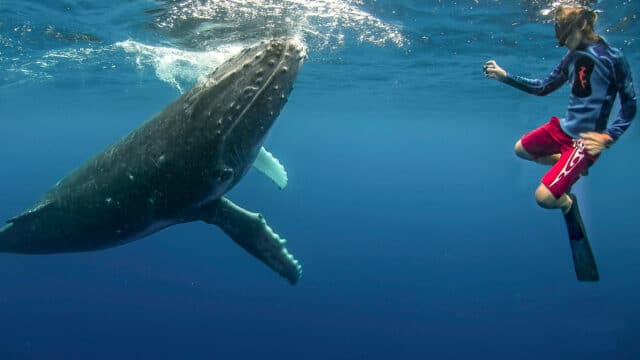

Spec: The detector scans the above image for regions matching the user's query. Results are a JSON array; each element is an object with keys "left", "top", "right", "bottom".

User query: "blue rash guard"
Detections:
[{"left": 503, "top": 38, "right": 637, "bottom": 141}]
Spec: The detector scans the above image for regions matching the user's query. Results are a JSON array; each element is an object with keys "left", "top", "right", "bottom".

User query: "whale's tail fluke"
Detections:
[
  {"left": 0, "top": 200, "right": 73, "bottom": 254},
  {"left": 0, "top": 221, "right": 19, "bottom": 253},
  {"left": 198, "top": 197, "right": 302, "bottom": 285},
  {"left": 0, "top": 222, "right": 12, "bottom": 232}
]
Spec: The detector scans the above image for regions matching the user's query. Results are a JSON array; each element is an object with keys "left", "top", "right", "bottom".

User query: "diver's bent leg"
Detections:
[
  {"left": 515, "top": 139, "right": 560, "bottom": 164},
  {"left": 535, "top": 184, "right": 572, "bottom": 214},
  {"left": 536, "top": 154, "right": 561, "bottom": 166},
  {"left": 514, "top": 140, "right": 534, "bottom": 160}
]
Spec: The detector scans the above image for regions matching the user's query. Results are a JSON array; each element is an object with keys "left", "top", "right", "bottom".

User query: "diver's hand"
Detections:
[
  {"left": 580, "top": 132, "right": 613, "bottom": 156},
  {"left": 483, "top": 60, "right": 507, "bottom": 81}
]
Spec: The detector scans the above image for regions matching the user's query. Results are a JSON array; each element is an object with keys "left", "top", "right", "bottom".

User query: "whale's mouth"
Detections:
[
  {"left": 207, "top": 38, "right": 305, "bottom": 175},
  {"left": 224, "top": 38, "right": 306, "bottom": 134},
  {"left": 288, "top": 36, "right": 308, "bottom": 62}
]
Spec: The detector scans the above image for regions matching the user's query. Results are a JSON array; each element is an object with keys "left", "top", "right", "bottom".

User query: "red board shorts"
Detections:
[{"left": 520, "top": 116, "right": 598, "bottom": 199}]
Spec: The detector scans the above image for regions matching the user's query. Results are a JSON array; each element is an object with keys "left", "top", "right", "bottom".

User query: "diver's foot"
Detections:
[{"left": 562, "top": 193, "right": 575, "bottom": 215}]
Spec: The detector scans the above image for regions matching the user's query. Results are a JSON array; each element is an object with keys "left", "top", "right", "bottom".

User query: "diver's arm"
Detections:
[
  {"left": 605, "top": 54, "right": 637, "bottom": 141},
  {"left": 581, "top": 132, "right": 613, "bottom": 156},
  {"left": 502, "top": 55, "right": 570, "bottom": 96},
  {"left": 504, "top": 57, "right": 570, "bottom": 96}
]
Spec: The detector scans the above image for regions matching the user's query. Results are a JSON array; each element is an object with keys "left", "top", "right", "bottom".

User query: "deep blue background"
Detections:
[{"left": 1, "top": 1, "right": 639, "bottom": 359}]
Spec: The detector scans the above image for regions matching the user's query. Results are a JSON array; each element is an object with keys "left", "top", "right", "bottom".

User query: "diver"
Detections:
[{"left": 483, "top": 5, "right": 637, "bottom": 280}]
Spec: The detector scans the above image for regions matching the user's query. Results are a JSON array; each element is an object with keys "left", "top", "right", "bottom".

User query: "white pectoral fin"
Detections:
[{"left": 253, "top": 147, "right": 288, "bottom": 189}]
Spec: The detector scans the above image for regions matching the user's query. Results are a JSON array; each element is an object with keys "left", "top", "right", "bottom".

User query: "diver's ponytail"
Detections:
[
  {"left": 585, "top": 9, "right": 598, "bottom": 25},
  {"left": 580, "top": 8, "right": 599, "bottom": 41}
]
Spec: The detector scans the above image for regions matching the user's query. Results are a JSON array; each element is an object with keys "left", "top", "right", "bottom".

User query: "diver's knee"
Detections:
[
  {"left": 514, "top": 140, "right": 533, "bottom": 160},
  {"left": 535, "top": 185, "right": 556, "bottom": 209}
]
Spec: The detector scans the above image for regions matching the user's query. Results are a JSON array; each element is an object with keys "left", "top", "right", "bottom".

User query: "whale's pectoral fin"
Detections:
[
  {"left": 253, "top": 147, "right": 288, "bottom": 189},
  {"left": 198, "top": 197, "right": 302, "bottom": 284}
]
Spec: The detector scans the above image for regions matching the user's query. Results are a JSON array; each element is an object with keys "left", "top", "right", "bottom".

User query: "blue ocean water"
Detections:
[{"left": 1, "top": 0, "right": 639, "bottom": 358}]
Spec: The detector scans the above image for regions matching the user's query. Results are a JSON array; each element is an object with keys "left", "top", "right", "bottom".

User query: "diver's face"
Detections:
[
  {"left": 554, "top": 17, "right": 585, "bottom": 50},
  {"left": 555, "top": 21, "right": 570, "bottom": 47},
  {"left": 564, "top": 29, "right": 584, "bottom": 50}
]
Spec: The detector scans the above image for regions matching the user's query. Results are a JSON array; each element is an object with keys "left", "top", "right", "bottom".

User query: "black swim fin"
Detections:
[{"left": 563, "top": 194, "right": 599, "bottom": 282}]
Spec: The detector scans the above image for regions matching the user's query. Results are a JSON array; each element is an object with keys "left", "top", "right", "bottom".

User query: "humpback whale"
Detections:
[{"left": 0, "top": 38, "right": 306, "bottom": 284}]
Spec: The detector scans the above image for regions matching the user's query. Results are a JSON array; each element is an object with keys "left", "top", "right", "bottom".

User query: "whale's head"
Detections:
[{"left": 186, "top": 37, "right": 306, "bottom": 183}]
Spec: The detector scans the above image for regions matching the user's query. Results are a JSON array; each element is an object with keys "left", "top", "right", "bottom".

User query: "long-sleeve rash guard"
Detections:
[{"left": 503, "top": 38, "right": 637, "bottom": 140}]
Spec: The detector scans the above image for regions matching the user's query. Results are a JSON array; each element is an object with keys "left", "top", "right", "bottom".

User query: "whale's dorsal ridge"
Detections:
[{"left": 8, "top": 199, "right": 56, "bottom": 225}]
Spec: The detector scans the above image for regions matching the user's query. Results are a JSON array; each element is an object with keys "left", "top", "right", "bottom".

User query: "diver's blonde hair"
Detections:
[{"left": 553, "top": 6, "right": 600, "bottom": 41}]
